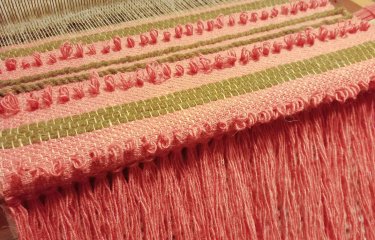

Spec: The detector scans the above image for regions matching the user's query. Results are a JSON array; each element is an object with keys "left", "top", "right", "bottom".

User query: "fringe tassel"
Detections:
[{"left": 7, "top": 91, "right": 375, "bottom": 239}]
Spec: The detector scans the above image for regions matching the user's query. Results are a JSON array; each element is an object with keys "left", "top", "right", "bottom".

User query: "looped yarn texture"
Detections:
[{"left": 0, "top": 0, "right": 375, "bottom": 239}]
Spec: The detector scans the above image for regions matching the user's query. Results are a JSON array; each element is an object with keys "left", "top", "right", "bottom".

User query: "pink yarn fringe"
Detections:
[{"left": 6, "top": 90, "right": 375, "bottom": 239}]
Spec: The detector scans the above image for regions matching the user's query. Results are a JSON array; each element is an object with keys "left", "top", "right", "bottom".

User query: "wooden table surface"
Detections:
[{"left": 0, "top": 0, "right": 373, "bottom": 239}]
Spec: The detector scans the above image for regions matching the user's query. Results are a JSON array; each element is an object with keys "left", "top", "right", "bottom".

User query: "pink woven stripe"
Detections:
[
  {"left": 1, "top": 24, "right": 373, "bottom": 130},
  {"left": 0, "top": 3, "right": 333, "bottom": 80},
  {"left": 1, "top": 58, "right": 374, "bottom": 196},
  {"left": 17, "top": 13, "right": 339, "bottom": 87}
]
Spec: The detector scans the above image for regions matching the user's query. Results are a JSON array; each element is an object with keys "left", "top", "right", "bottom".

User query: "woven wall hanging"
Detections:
[{"left": 0, "top": 0, "right": 375, "bottom": 239}]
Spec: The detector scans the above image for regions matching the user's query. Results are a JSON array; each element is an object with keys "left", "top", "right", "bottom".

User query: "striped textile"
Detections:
[{"left": 0, "top": 0, "right": 375, "bottom": 239}]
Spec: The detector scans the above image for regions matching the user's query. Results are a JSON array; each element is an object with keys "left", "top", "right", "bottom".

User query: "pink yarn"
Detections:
[
  {"left": 26, "top": 93, "right": 39, "bottom": 111},
  {"left": 309, "top": 0, "right": 319, "bottom": 9},
  {"left": 228, "top": 15, "right": 235, "bottom": 26},
  {"left": 299, "top": 1, "right": 309, "bottom": 11},
  {"left": 104, "top": 75, "right": 116, "bottom": 92},
  {"left": 214, "top": 54, "right": 225, "bottom": 69},
  {"left": 318, "top": 26, "right": 328, "bottom": 41},
  {"left": 146, "top": 63, "right": 157, "bottom": 83},
  {"left": 6, "top": 94, "right": 375, "bottom": 239},
  {"left": 33, "top": 53, "right": 43, "bottom": 67},
  {"left": 162, "top": 64, "right": 172, "bottom": 79},
  {"left": 339, "top": 25, "right": 347, "bottom": 37},
  {"left": 188, "top": 60, "right": 199, "bottom": 75},
  {"left": 74, "top": 44, "right": 84, "bottom": 58},
  {"left": 73, "top": 85, "right": 85, "bottom": 99},
  {"left": 262, "top": 42, "right": 271, "bottom": 56},
  {"left": 135, "top": 70, "right": 145, "bottom": 87},
  {"left": 21, "top": 60, "right": 30, "bottom": 69},
  {"left": 227, "top": 50, "right": 237, "bottom": 66},
  {"left": 113, "top": 36, "right": 122, "bottom": 51},
  {"left": 295, "top": 32, "right": 306, "bottom": 47},
  {"left": 251, "top": 46, "right": 261, "bottom": 60},
  {"left": 260, "top": 10, "right": 269, "bottom": 20},
  {"left": 163, "top": 31, "right": 171, "bottom": 41},
  {"left": 206, "top": 20, "right": 215, "bottom": 31},
  {"left": 0, "top": 93, "right": 20, "bottom": 115},
  {"left": 149, "top": 29, "right": 159, "bottom": 44},
  {"left": 127, "top": 37, "right": 135, "bottom": 48},
  {"left": 291, "top": 3, "right": 299, "bottom": 15},
  {"left": 140, "top": 34, "right": 149, "bottom": 45},
  {"left": 271, "top": 8, "right": 279, "bottom": 18},
  {"left": 329, "top": 28, "right": 338, "bottom": 39},
  {"left": 174, "top": 64, "right": 184, "bottom": 77},
  {"left": 239, "top": 12, "right": 248, "bottom": 24},
  {"left": 359, "top": 21, "right": 370, "bottom": 31},
  {"left": 101, "top": 43, "right": 111, "bottom": 54},
  {"left": 281, "top": 5, "right": 289, "bottom": 15},
  {"left": 88, "top": 72, "right": 101, "bottom": 95},
  {"left": 87, "top": 44, "right": 97, "bottom": 55},
  {"left": 175, "top": 25, "right": 183, "bottom": 38},
  {"left": 47, "top": 54, "right": 57, "bottom": 65},
  {"left": 306, "top": 29, "right": 316, "bottom": 45},
  {"left": 216, "top": 15, "right": 224, "bottom": 29},
  {"left": 240, "top": 47, "right": 250, "bottom": 63},
  {"left": 199, "top": 56, "right": 212, "bottom": 73},
  {"left": 5, "top": 59, "right": 17, "bottom": 71},
  {"left": 272, "top": 41, "right": 282, "bottom": 53},
  {"left": 196, "top": 20, "right": 205, "bottom": 34},
  {"left": 42, "top": 86, "right": 53, "bottom": 107},
  {"left": 58, "top": 87, "right": 70, "bottom": 103},
  {"left": 118, "top": 73, "right": 134, "bottom": 90},
  {"left": 60, "top": 42, "right": 73, "bottom": 60},
  {"left": 250, "top": 13, "right": 258, "bottom": 22},
  {"left": 284, "top": 35, "right": 295, "bottom": 50},
  {"left": 185, "top": 24, "right": 194, "bottom": 36}
]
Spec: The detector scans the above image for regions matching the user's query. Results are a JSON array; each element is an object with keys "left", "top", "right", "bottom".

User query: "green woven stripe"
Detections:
[
  {"left": 0, "top": 8, "right": 349, "bottom": 96},
  {"left": 1, "top": 41, "right": 374, "bottom": 149},
  {"left": 0, "top": 0, "right": 289, "bottom": 60}
]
